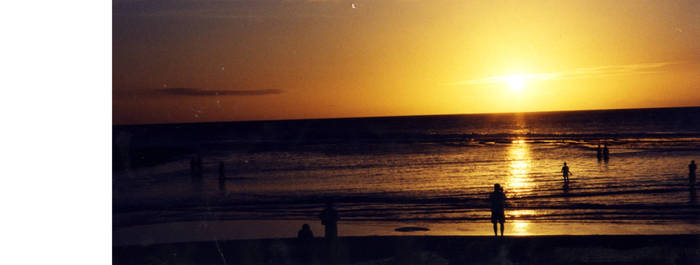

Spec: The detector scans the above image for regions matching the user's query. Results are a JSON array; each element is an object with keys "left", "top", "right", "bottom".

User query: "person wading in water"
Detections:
[{"left": 561, "top": 162, "right": 573, "bottom": 183}]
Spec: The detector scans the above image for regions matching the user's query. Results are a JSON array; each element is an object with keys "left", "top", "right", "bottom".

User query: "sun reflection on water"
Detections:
[
  {"left": 510, "top": 221, "right": 531, "bottom": 235},
  {"left": 506, "top": 140, "right": 533, "bottom": 192},
  {"left": 509, "top": 209, "right": 536, "bottom": 217},
  {"left": 505, "top": 140, "right": 535, "bottom": 235}
]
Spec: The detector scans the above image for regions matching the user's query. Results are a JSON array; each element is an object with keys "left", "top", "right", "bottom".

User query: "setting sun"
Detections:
[{"left": 506, "top": 74, "right": 526, "bottom": 91}]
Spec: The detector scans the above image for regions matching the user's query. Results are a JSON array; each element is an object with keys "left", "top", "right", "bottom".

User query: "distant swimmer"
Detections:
[
  {"left": 319, "top": 201, "right": 340, "bottom": 239},
  {"left": 603, "top": 144, "right": 610, "bottom": 161},
  {"left": 596, "top": 145, "right": 602, "bottom": 161},
  {"left": 690, "top": 160, "right": 697, "bottom": 187},
  {"left": 561, "top": 162, "right": 572, "bottom": 182},
  {"left": 489, "top": 184, "right": 506, "bottom": 237}
]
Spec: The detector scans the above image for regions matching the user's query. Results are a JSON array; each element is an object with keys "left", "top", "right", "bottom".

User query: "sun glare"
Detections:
[{"left": 506, "top": 74, "right": 526, "bottom": 91}]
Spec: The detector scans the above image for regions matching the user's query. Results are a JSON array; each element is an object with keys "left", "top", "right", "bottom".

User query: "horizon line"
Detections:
[{"left": 114, "top": 105, "right": 700, "bottom": 127}]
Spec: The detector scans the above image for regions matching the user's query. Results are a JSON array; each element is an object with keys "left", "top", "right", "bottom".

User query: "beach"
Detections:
[
  {"left": 114, "top": 219, "right": 700, "bottom": 246},
  {"left": 114, "top": 235, "right": 700, "bottom": 264}
]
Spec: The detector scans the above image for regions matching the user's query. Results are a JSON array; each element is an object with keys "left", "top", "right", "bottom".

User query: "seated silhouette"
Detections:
[{"left": 297, "top": 223, "right": 314, "bottom": 240}]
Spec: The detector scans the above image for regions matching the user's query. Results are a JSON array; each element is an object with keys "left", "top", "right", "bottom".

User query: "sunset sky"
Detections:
[{"left": 114, "top": 0, "right": 700, "bottom": 125}]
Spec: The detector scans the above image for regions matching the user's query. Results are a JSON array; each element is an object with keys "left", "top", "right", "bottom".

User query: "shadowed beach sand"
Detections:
[
  {"left": 114, "top": 219, "right": 700, "bottom": 246},
  {"left": 114, "top": 235, "right": 700, "bottom": 265}
]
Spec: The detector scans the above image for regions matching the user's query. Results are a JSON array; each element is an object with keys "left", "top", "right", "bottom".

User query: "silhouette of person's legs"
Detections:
[
  {"left": 690, "top": 173, "right": 696, "bottom": 187},
  {"left": 492, "top": 211, "right": 505, "bottom": 237}
]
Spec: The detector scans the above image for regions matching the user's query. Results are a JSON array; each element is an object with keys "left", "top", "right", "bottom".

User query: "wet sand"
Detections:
[
  {"left": 114, "top": 219, "right": 700, "bottom": 246},
  {"left": 114, "top": 235, "right": 700, "bottom": 265}
]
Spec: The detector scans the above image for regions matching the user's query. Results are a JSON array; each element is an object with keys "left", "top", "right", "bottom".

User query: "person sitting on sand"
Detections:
[
  {"left": 489, "top": 184, "right": 506, "bottom": 237},
  {"left": 561, "top": 162, "right": 572, "bottom": 182},
  {"left": 319, "top": 201, "right": 339, "bottom": 239},
  {"left": 690, "top": 160, "right": 697, "bottom": 187},
  {"left": 297, "top": 223, "right": 314, "bottom": 240}
]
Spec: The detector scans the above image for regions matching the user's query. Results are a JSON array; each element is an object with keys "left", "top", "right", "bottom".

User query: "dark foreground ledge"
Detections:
[{"left": 114, "top": 235, "right": 700, "bottom": 265}]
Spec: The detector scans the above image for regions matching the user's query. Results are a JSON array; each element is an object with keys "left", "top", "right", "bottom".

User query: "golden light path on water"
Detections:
[
  {"left": 509, "top": 210, "right": 537, "bottom": 235},
  {"left": 506, "top": 140, "right": 534, "bottom": 191},
  {"left": 506, "top": 140, "right": 534, "bottom": 235}
]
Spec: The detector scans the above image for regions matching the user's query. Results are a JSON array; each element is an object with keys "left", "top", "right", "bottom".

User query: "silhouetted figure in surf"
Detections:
[
  {"left": 319, "top": 201, "right": 339, "bottom": 239},
  {"left": 489, "top": 184, "right": 506, "bottom": 237},
  {"left": 596, "top": 145, "right": 602, "bottom": 161},
  {"left": 297, "top": 223, "right": 314, "bottom": 240},
  {"left": 561, "top": 162, "right": 572, "bottom": 182},
  {"left": 603, "top": 144, "right": 610, "bottom": 161},
  {"left": 690, "top": 160, "right": 697, "bottom": 187}
]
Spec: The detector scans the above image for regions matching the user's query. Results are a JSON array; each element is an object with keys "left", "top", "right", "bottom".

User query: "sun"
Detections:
[{"left": 506, "top": 74, "right": 526, "bottom": 91}]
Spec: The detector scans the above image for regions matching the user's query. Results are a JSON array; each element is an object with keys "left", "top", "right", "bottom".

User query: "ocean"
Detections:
[{"left": 113, "top": 107, "right": 700, "bottom": 244}]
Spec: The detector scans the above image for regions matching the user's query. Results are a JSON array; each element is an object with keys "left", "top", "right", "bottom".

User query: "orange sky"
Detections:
[{"left": 114, "top": 0, "right": 700, "bottom": 124}]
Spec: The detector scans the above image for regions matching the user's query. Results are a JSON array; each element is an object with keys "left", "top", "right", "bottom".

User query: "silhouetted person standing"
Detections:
[
  {"left": 319, "top": 201, "right": 339, "bottom": 239},
  {"left": 596, "top": 145, "right": 602, "bottom": 161},
  {"left": 489, "top": 184, "right": 506, "bottom": 237},
  {"left": 689, "top": 160, "right": 697, "bottom": 187},
  {"left": 603, "top": 144, "right": 610, "bottom": 161},
  {"left": 297, "top": 223, "right": 314, "bottom": 240},
  {"left": 561, "top": 162, "right": 572, "bottom": 182}
]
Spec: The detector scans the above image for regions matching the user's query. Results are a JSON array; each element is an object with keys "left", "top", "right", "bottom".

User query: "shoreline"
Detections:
[
  {"left": 114, "top": 234, "right": 700, "bottom": 264},
  {"left": 114, "top": 219, "right": 700, "bottom": 246}
]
